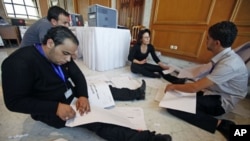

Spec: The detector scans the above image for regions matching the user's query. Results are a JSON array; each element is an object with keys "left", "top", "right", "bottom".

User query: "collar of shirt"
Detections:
[{"left": 211, "top": 47, "right": 232, "bottom": 64}]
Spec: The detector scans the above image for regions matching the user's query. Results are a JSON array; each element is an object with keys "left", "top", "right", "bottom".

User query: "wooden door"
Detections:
[
  {"left": 117, "top": 0, "right": 144, "bottom": 29},
  {"left": 89, "top": 0, "right": 111, "bottom": 7},
  {"left": 150, "top": 0, "right": 250, "bottom": 63}
]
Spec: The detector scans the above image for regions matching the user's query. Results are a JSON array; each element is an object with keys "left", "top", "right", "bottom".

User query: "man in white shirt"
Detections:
[{"left": 164, "top": 21, "right": 248, "bottom": 140}]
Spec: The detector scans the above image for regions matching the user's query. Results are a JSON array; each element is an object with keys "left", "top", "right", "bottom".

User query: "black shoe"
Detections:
[
  {"left": 155, "top": 74, "right": 161, "bottom": 78},
  {"left": 140, "top": 79, "right": 146, "bottom": 92},
  {"left": 137, "top": 80, "right": 146, "bottom": 100},
  {"left": 217, "top": 119, "right": 235, "bottom": 140},
  {"left": 152, "top": 134, "right": 172, "bottom": 141}
]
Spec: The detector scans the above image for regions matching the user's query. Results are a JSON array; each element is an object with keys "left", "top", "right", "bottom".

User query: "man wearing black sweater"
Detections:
[{"left": 1, "top": 26, "right": 171, "bottom": 141}]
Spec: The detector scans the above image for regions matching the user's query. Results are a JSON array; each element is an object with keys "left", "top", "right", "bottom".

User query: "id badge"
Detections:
[{"left": 64, "top": 88, "right": 73, "bottom": 99}]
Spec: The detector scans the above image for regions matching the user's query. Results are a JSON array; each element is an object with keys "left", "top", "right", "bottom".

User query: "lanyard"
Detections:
[
  {"left": 51, "top": 64, "right": 66, "bottom": 82},
  {"left": 35, "top": 43, "right": 66, "bottom": 82}
]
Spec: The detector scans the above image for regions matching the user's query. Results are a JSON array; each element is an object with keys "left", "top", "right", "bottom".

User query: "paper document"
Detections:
[
  {"left": 66, "top": 98, "right": 147, "bottom": 130},
  {"left": 162, "top": 63, "right": 212, "bottom": 80},
  {"left": 159, "top": 90, "right": 196, "bottom": 114},
  {"left": 110, "top": 76, "right": 140, "bottom": 89},
  {"left": 87, "top": 82, "right": 115, "bottom": 108},
  {"left": 86, "top": 75, "right": 110, "bottom": 84},
  {"left": 162, "top": 65, "right": 180, "bottom": 75},
  {"left": 154, "top": 82, "right": 170, "bottom": 102},
  {"left": 87, "top": 75, "right": 141, "bottom": 89}
]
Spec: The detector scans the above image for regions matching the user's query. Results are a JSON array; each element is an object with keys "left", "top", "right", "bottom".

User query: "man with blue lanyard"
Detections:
[{"left": 1, "top": 26, "right": 171, "bottom": 141}]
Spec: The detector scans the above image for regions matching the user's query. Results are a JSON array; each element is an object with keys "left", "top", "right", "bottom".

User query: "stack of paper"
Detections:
[
  {"left": 67, "top": 75, "right": 148, "bottom": 130},
  {"left": 87, "top": 82, "right": 115, "bottom": 109},
  {"left": 66, "top": 98, "right": 147, "bottom": 130},
  {"left": 162, "top": 63, "right": 212, "bottom": 80},
  {"left": 159, "top": 90, "right": 197, "bottom": 114}
]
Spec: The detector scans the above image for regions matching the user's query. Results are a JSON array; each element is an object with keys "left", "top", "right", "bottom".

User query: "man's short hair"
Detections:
[
  {"left": 208, "top": 21, "right": 238, "bottom": 48},
  {"left": 47, "top": 6, "right": 70, "bottom": 21},
  {"left": 42, "top": 26, "right": 79, "bottom": 47}
]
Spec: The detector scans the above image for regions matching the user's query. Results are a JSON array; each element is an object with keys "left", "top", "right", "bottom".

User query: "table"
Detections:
[
  {"left": 72, "top": 27, "right": 131, "bottom": 71},
  {"left": 0, "top": 25, "right": 21, "bottom": 46}
]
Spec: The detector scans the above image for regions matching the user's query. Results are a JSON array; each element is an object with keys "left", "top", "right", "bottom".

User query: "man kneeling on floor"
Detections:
[{"left": 1, "top": 26, "right": 171, "bottom": 141}]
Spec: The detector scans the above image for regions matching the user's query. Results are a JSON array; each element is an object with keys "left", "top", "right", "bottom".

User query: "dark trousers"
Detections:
[
  {"left": 167, "top": 93, "right": 225, "bottom": 133},
  {"left": 131, "top": 63, "right": 163, "bottom": 78},
  {"left": 109, "top": 85, "right": 141, "bottom": 101},
  {"left": 82, "top": 122, "right": 155, "bottom": 141}
]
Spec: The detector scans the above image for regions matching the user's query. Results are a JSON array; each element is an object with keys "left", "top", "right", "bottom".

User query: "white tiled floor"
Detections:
[{"left": 0, "top": 47, "right": 249, "bottom": 141}]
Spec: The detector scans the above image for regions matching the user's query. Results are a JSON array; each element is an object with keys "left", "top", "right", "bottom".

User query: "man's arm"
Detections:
[
  {"left": 165, "top": 77, "right": 214, "bottom": 93},
  {"left": 66, "top": 59, "right": 88, "bottom": 98}
]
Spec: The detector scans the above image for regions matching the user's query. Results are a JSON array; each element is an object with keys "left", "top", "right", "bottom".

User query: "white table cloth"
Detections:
[{"left": 73, "top": 27, "right": 131, "bottom": 71}]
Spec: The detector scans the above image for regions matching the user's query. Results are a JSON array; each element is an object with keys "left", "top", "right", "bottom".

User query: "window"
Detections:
[{"left": 3, "top": 0, "right": 40, "bottom": 19}]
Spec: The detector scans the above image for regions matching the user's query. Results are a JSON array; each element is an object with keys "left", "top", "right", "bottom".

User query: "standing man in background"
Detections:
[{"left": 20, "top": 6, "right": 70, "bottom": 47}]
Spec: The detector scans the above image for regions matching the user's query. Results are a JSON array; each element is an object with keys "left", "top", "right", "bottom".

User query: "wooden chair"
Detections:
[{"left": 130, "top": 25, "right": 145, "bottom": 47}]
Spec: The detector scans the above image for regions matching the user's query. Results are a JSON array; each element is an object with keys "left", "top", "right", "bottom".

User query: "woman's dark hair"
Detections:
[
  {"left": 42, "top": 26, "right": 79, "bottom": 46},
  {"left": 47, "top": 6, "right": 70, "bottom": 21},
  {"left": 136, "top": 28, "right": 151, "bottom": 44},
  {"left": 208, "top": 21, "right": 238, "bottom": 48}
]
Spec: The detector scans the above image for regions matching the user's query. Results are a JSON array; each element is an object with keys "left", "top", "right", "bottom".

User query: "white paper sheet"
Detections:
[
  {"left": 87, "top": 75, "right": 141, "bottom": 89},
  {"left": 162, "top": 67, "right": 176, "bottom": 75},
  {"left": 159, "top": 90, "right": 197, "bottom": 114},
  {"left": 66, "top": 98, "right": 147, "bottom": 130},
  {"left": 110, "top": 76, "right": 140, "bottom": 89},
  {"left": 143, "top": 77, "right": 164, "bottom": 89},
  {"left": 86, "top": 75, "right": 110, "bottom": 84},
  {"left": 154, "top": 82, "right": 170, "bottom": 102},
  {"left": 87, "top": 82, "right": 115, "bottom": 108},
  {"left": 162, "top": 63, "right": 212, "bottom": 80}
]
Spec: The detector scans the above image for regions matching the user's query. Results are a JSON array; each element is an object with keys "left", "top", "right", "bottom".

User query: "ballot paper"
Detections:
[
  {"left": 87, "top": 82, "right": 115, "bottom": 108},
  {"left": 154, "top": 82, "right": 170, "bottom": 102},
  {"left": 66, "top": 98, "right": 147, "bottom": 130},
  {"left": 162, "top": 65, "right": 180, "bottom": 76},
  {"left": 162, "top": 63, "right": 212, "bottom": 80},
  {"left": 86, "top": 75, "right": 143, "bottom": 108},
  {"left": 159, "top": 90, "right": 196, "bottom": 114}
]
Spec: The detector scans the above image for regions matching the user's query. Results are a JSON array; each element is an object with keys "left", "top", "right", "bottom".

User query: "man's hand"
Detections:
[
  {"left": 76, "top": 96, "right": 90, "bottom": 116},
  {"left": 164, "top": 84, "right": 175, "bottom": 93},
  {"left": 56, "top": 102, "right": 76, "bottom": 121}
]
